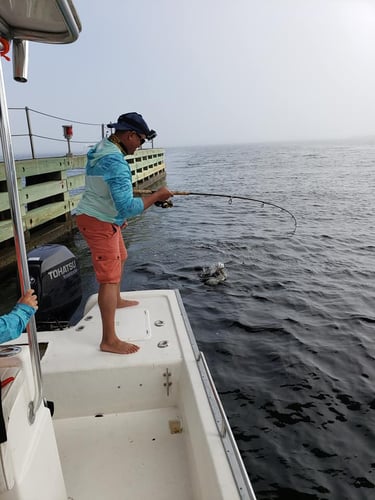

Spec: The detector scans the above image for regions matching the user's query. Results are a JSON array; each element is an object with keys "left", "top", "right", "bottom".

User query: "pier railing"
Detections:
[
  {"left": 7, "top": 107, "right": 105, "bottom": 159},
  {"left": 0, "top": 149, "right": 165, "bottom": 266},
  {"left": 6, "top": 106, "right": 158, "bottom": 159}
]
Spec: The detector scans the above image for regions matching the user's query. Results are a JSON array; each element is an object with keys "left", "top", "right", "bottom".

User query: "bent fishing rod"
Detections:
[{"left": 134, "top": 189, "right": 298, "bottom": 236}]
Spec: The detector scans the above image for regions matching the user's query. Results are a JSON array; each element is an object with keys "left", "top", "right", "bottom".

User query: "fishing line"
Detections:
[{"left": 134, "top": 189, "right": 298, "bottom": 236}]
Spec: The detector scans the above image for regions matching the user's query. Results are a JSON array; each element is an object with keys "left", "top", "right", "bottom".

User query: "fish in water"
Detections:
[{"left": 200, "top": 262, "right": 227, "bottom": 286}]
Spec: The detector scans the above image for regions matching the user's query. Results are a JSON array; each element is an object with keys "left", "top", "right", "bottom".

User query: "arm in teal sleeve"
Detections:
[
  {"left": 103, "top": 155, "right": 144, "bottom": 222},
  {"left": 0, "top": 303, "right": 36, "bottom": 344}
]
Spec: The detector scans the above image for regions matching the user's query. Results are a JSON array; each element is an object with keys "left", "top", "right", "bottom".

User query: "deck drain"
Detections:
[{"left": 169, "top": 420, "right": 183, "bottom": 434}]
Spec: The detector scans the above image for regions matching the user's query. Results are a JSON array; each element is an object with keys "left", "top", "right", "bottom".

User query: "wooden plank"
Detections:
[
  {"left": 134, "top": 164, "right": 165, "bottom": 182},
  {"left": 24, "top": 201, "right": 69, "bottom": 229},
  {"left": 0, "top": 192, "right": 9, "bottom": 212},
  {"left": 67, "top": 174, "right": 85, "bottom": 190},
  {"left": 133, "top": 148, "right": 164, "bottom": 158},
  {"left": 142, "top": 158, "right": 165, "bottom": 168},
  {"left": 0, "top": 196, "right": 26, "bottom": 215},
  {"left": 20, "top": 180, "right": 68, "bottom": 204},
  {"left": 69, "top": 194, "right": 82, "bottom": 211},
  {"left": 0, "top": 155, "right": 86, "bottom": 181},
  {"left": 0, "top": 220, "right": 17, "bottom": 242}
]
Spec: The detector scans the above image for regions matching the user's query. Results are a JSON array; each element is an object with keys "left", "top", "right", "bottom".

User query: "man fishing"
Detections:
[{"left": 76, "top": 112, "right": 172, "bottom": 354}]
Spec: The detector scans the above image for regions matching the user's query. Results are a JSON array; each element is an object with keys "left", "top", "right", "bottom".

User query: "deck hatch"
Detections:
[{"left": 115, "top": 307, "right": 151, "bottom": 341}]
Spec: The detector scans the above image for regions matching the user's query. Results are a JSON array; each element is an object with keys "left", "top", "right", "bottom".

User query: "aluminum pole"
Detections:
[{"left": 0, "top": 57, "right": 43, "bottom": 424}]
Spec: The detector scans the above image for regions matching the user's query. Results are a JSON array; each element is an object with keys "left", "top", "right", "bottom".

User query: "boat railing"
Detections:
[
  {"left": 198, "top": 351, "right": 257, "bottom": 500},
  {"left": 0, "top": 64, "right": 43, "bottom": 424},
  {"left": 175, "top": 290, "right": 257, "bottom": 500}
]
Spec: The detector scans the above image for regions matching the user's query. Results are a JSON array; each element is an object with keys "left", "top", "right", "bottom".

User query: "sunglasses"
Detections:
[{"left": 134, "top": 132, "right": 145, "bottom": 145}]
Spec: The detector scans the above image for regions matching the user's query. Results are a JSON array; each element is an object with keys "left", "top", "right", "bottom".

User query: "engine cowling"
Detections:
[{"left": 27, "top": 244, "right": 82, "bottom": 330}]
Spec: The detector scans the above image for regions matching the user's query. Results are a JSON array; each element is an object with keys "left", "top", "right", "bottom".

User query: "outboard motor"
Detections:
[{"left": 26, "top": 244, "right": 82, "bottom": 330}]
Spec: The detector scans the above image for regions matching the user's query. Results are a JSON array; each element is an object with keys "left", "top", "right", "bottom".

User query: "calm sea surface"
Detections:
[{"left": 2, "top": 140, "right": 375, "bottom": 499}]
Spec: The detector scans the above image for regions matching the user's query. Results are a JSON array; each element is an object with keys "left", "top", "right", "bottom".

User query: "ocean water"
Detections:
[{"left": 2, "top": 140, "right": 375, "bottom": 499}]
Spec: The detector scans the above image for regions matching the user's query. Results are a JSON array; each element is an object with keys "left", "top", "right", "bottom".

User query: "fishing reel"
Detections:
[{"left": 154, "top": 199, "right": 173, "bottom": 208}]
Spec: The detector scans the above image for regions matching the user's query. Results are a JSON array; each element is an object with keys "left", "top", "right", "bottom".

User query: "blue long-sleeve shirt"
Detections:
[
  {"left": 75, "top": 138, "right": 144, "bottom": 225},
  {"left": 0, "top": 303, "right": 36, "bottom": 344}
]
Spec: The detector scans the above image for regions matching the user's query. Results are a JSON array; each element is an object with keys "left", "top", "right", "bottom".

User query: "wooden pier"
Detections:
[{"left": 0, "top": 148, "right": 166, "bottom": 270}]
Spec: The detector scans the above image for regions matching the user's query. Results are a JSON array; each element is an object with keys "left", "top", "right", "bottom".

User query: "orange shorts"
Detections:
[{"left": 76, "top": 214, "right": 127, "bottom": 284}]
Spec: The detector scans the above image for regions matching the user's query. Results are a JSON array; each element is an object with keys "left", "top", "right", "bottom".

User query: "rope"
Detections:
[
  {"left": 32, "top": 134, "right": 95, "bottom": 144},
  {"left": 134, "top": 189, "right": 298, "bottom": 235},
  {"left": 0, "top": 38, "right": 10, "bottom": 61},
  {"left": 6, "top": 107, "right": 103, "bottom": 154},
  {"left": 26, "top": 108, "right": 102, "bottom": 126},
  {"left": 11, "top": 133, "right": 94, "bottom": 144}
]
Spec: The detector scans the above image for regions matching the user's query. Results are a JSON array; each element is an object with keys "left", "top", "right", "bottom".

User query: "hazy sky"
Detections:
[{"left": 3, "top": 0, "right": 375, "bottom": 151}]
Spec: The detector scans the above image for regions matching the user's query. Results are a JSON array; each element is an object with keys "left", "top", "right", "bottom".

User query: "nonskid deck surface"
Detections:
[{"left": 54, "top": 406, "right": 193, "bottom": 500}]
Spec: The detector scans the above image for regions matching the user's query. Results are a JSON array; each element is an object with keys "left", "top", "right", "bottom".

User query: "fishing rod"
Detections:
[{"left": 134, "top": 189, "right": 298, "bottom": 235}]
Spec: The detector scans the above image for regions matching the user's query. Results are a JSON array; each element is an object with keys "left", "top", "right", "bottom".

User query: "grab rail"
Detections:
[
  {"left": 174, "top": 289, "right": 257, "bottom": 499},
  {"left": 197, "top": 351, "right": 257, "bottom": 500},
  {"left": 0, "top": 58, "right": 43, "bottom": 424},
  {"left": 198, "top": 351, "right": 228, "bottom": 438}
]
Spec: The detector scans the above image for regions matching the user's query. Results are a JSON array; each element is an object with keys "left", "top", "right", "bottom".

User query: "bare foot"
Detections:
[
  {"left": 117, "top": 298, "right": 139, "bottom": 308},
  {"left": 100, "top": 339, "right": 140, "bottom": 354}
]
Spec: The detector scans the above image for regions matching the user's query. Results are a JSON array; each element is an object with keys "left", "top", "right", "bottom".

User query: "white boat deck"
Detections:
[
  {"left": 0, "top": 290, "right": 255, "bottom": 500},
  {"left": 40, "top": 290, "right": 197, "bottom": 499},
  {"left": 54, "top": 407, "right": 192, "bottom": 500}
]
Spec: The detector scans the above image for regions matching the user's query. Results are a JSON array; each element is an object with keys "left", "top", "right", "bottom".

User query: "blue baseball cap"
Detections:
[{"left": 107, "top": 112, "right": 157, "bottom": 140}]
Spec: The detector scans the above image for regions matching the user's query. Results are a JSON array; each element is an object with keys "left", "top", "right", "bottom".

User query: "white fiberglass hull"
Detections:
[{"left": 0, "top": 290, "right": 256, "bottom": 500}]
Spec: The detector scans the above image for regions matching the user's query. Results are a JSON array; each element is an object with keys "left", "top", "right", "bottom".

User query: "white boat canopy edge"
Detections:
[{"left": 0, "top": 0, "right": 81, "bottom": 44}]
